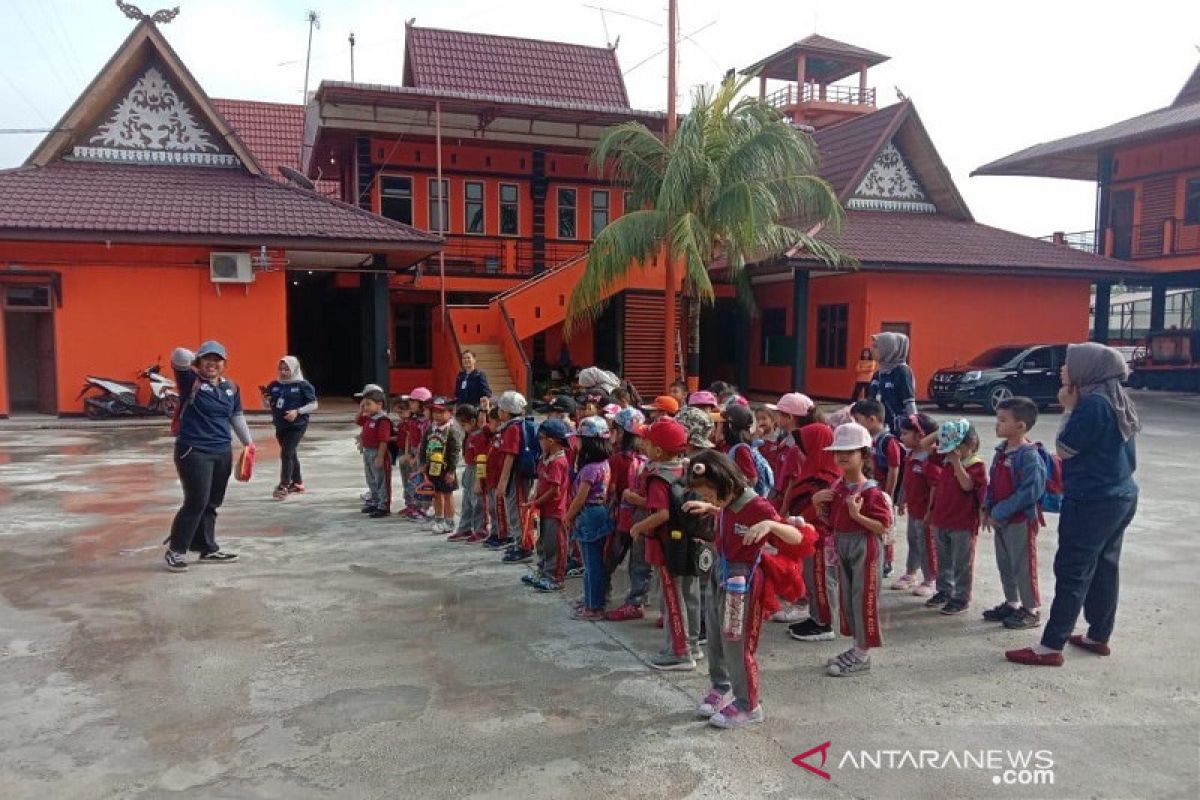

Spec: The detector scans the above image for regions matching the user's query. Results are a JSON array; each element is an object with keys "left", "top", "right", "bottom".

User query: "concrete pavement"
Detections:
[{"left": 0, "top": 392, "right": 1197, "bottom": 799}]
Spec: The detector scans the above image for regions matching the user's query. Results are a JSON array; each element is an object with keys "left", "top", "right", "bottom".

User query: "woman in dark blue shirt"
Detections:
[
  {"left": 453, "top": 350, "right": 492, "bottom": 407},
  {"left": 166, "top": 340, "right": 254, "bottom": 572},
  {"left": 867, "top": 332, "right": 918, "bottom": 434},
  {"left": 1007, "top": 342, "right": 1140, "bottom": 667},
  {"left": 263, "top": 356, "right": 318, "bottom": 499}
]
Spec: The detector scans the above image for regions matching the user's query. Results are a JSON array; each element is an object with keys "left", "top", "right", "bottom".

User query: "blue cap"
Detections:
[
  {"left": 936, "top": 418, "right": 971, "bottom": 454},
  {"left": 577, "top": 415, "right": 611, "bottom": 439},
  {"left": 196, "top": 340, "right": 228, "bottom": 360},
  {"left": 538, "top": 418, "right": 573, "bottom": 443}
]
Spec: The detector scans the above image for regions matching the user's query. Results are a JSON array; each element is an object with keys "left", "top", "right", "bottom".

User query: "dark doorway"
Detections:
[
  {"left": 592, "top": 297, "right": 622, "bottom": 373},
  {"left": 286, "top": 272, "right": 364, "bottom": 398},
  {"left": 4, "top": 306, "right": 57, "bottom": 414},
  {"left": 700, "top": 299, "right": 738, "bottom": 387},
  {"left": 1110, "top": 190, "right": 1135, "bottom": 260}
]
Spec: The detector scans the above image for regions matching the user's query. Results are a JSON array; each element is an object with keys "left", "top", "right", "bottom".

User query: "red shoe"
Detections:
[
  {"left": 287, "top": 483, "right": 306, "bottom": 494},
  {"left": 604, "top": 603, "right": 645, "bottom": 622},
  {"left": 466, "top": 532, "right": 488, "bottom": 543},
  {"left": 1068, "top": 635, "right": 1111, "bottom": 656},
  {"left": 1004, "top": 647, "right": 1063, "bottom": 667},
  {"left": 446, "top": 530, "right": 472, "bottom": 542},
  {"left": 654, "top": 616, "right": 664, "bottom": 629}
]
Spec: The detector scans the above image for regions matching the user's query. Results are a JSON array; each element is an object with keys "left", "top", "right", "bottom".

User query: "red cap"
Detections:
[{"left": 638, "top": 419, "right": 688, "bottom": 454}]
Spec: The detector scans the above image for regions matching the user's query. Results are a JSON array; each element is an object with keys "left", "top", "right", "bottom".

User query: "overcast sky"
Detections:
[{"left": 2, "top": 0, "right": 1198, "bottom": 238}]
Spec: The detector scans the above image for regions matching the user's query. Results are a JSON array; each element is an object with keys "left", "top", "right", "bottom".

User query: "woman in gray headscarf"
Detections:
[
  {"left": 1006, "top": 342, "right": 1139, "bottom": 667},
  {"left": 867, "top": 332, "right": 918, "bottom": 433},
  {"left": 263, "top": 355, "right": 319, "bottom": 500}
]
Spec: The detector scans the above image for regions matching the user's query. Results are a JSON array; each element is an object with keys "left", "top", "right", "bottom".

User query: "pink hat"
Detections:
[
  {"left": 825, "top": 422, "right": 873, "bottom": 451},
  {"left": 767, "top": 392, "right": 814, "bottom": 417},
  {"left": 409, "top": 386, "right": 433, "bottom": 402},
  {"left": 686, "top": 390, "right": 718, "bottom": 408}
]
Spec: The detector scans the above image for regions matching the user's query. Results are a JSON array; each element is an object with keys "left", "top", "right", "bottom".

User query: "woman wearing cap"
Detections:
[
  {"left": 163, "top": 341, "right": 254, "bottom": 571},
  {"left": 867, "top": 332, "right": 918, "bottom": 434},
  {"left": 453, "top": 350, "right": 492, "bottom": 407},
  {"left": 1006, "top": 343, "right": 1139, "bottom": 667},
  {"left": 262, "top": 356, "right": 318, "bottom": 500}
]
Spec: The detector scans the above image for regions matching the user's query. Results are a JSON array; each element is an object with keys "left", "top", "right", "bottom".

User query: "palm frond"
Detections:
[{"left": 565, "top": 209, "right": 668, "bottom": 334}]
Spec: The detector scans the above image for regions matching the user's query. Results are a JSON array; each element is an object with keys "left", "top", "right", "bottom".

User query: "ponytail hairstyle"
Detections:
[
  {"left": 620, "top": 428, "right": 640, "bottom": 454},
  {"left": 898, "top": 412, "right": 938, "bottom": 437},
  {"left": 722, "top": 417, "right": 754, "bottom": 448},
  {"left": 686, "top": 449, "right": 749, "bottom": 502},
  {"left": 576, "top": 435, "right": 612, "bottom": 469}
]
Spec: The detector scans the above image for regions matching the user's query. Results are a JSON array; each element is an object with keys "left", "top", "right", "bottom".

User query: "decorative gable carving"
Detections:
[
  {"left": 72, "top": 65, "right": 239, "bottom": 166},
  {"left": 848, "top": 141, "right": 936, "bottom": 213}
]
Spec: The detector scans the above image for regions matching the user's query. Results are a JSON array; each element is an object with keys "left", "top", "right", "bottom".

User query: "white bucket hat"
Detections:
[
  {"left": 825, "top": 422, "right": 873, "bottom": 451},
  {"left": 498, "top": 390, "right": 527, "bottom": 416}
]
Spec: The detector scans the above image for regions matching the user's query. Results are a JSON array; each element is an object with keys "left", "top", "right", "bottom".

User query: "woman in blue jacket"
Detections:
[
  {"left": 1006, "top": 342, "right": 1139, "bottom": 667},
  {"left": 867, "top": 332, "right": 917, "bottom": 434},
  {"left": 263, "top": 355, "right": 318, "bottom": 499},
  {"left": 453, "top": 350, "right": 492, "bottom": 407}
]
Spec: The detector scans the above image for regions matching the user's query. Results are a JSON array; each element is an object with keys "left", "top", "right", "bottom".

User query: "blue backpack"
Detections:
[
  {"left": 1013, "top": 442, "right": 1064, "bottom": 515},
  {"left": 516, "top": 416, "right": 542, "bottom": 480},
  {"left": 732, "top": 442, "right": 775, "bottom": 498}
]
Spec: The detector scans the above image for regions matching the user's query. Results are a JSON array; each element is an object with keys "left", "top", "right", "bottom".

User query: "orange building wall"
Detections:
[
  {"left": 1109, "top": 132, "right": 1200, "bottom": 273},
  {"left": 802, "top": 272, "right": 1091, "bottom": 401},
  {"left": 0, "top": 241, "right": 287, "bottom": 416}
]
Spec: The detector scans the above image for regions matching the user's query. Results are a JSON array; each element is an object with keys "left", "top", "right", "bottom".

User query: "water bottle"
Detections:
[{"left": 722, "top": 575, "right": 748, "bottom": 641}]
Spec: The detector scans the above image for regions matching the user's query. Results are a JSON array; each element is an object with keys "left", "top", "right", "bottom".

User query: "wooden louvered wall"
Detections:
[
  {"left": 1136, "top": 176, "right": 1177, "bottom": 256},
  {"left": 622, "top": 291, "right": 668, "bottom": 395}
]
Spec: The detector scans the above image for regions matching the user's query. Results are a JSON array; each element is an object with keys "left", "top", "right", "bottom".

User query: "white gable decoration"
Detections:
[
  {"left": 849, "top": 141, "right": 936, "bottom": 213},
  {"left": 72, "top": 65, "right": 239, "bottom": 166}
]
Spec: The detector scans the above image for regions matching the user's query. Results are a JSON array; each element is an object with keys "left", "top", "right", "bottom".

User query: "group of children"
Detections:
[{"left": 353, "top": 374, "right": 1058, "bottom": 729}]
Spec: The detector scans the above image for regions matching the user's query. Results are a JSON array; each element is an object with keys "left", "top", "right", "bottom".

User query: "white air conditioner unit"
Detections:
[{"left": 209, "top": 252, "right": 254, "bottom": 284}]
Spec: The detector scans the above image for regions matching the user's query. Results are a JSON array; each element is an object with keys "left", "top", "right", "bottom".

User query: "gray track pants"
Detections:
[
  {"left": 935, "top": 527, "right": 977, "bottom": 604},
  {"left": 454, "top": 467, "right": 485, "bottom": 534},
  {"left": 835, "top": 533, "right": 884, "bottom": 648},
  {"left": 659, "top": 568, "right": 700, "bottom": 656},
  {"left": 994, "top": 519, "right": 1041, "bottom": 609},
  {"left": 704, "top": 568, "right": 765, "bottom": 709},
  {"left": 905, "top": 516, "right": 933, "bottom": 580}
]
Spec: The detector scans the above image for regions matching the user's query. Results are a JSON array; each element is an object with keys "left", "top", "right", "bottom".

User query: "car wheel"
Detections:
[{"left": 986, "top": 383, "right": 1014, "bottom": 413}]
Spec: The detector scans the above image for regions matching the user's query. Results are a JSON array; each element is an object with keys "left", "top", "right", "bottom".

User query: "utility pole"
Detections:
[
  {"left": 663, "top": 0, "right": 679, "bottom": 386},
  {"left": 349, "top": 31, "right": 356, "bottom": 81},
  {"left": 302, "top": 11, "right": 321, "bottom": 104}
]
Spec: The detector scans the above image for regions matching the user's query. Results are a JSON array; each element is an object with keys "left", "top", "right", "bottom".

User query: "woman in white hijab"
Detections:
[{"left": 263, "top": 356, "right": 319, "bottom": 499}]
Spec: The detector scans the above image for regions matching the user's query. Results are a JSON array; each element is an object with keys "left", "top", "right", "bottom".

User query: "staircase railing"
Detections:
[
  {"left": 498, "top": 299, "right": 532, "bottom": 397},
  {"left": 491, "top": 248, "right": 591, "bottom": 303}
]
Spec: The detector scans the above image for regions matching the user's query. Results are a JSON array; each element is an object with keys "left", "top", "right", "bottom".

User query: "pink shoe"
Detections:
[
  {"left": 912, "top": 582, "right": 936, "bottom": 597},
  {"left": 446, "top": 530, "right": 472, "bottom": 542},
  {"left": 890, "top": 573, "right": 916, "bottom": 591},
  {"left": 696, "top": 687, "right": 734, "bottom": 717},
  {"left": 466, "top": 531, "right": 488, "bottom": 543},
  {"left": 604, "top": 603, "right": 645, "bottom": 622}
]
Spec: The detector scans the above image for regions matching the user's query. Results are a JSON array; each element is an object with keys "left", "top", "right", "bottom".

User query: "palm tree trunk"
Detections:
[
  {"left": 663, "top": 252, "right": 678, "bottom": 387},
  {"left": 687, "top": 295, "right": 701, "bottom": 389}
]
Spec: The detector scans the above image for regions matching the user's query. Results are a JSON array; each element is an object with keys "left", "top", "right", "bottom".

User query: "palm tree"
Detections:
[{"left": 566, "top": 74, "right": 851, "bottom": 386}]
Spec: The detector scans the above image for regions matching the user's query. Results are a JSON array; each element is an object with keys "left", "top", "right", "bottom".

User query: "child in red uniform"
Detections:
[
  {"left": 448, "top": 405, "right": 488, "bottom": 542},
  {"left": 718, "top": 404, "right": 760, "bottom": 488},
  {"left": 525, "top": 419, "right": 573, "bottom": 591},
  {"left": 894, "top": 413, "right": 941, "bottom": 596},
  {"left": 604, "top": 408, "right": 649, "bottom": 618},
  {"left": 565, "top": 416, "right": 613, "bottom": 619},
  {"left": 494, "top": 391, "right": 532, "bottom": 562},
  {"left": 629, "top": 419, "right": 694, "bottom": 670},
  {"left": 423, "top": 397, "right": 462, "bottom": 534},
  {"left": 356, "top": 389, "right": 394, "bottom": 518},
  {"left": 400, "top": 387, "right": 433, "bottom": 519},
  {"left": 981, "top": 397, "right": 1047, "bottom": 630},
  {"left": 812, "top": 423, "right": 894, "bottom": 676},
  {"left": 926, "top": 419, "right": 988, "bottom": 616},
  {"left": 755, "top": 407, "right": 785, "bottom": 482},
  {"left": 785, "top": 420, "right": 844, "bottom": 639},
  {"left": 480, "top": 407, "right": 503, "bottom": 545},
  {"left": 682, "top": 450, "right": 817, "bottom": 728},
  {"left": 852, "top": 399, "right": 902, "bottom": 578}
]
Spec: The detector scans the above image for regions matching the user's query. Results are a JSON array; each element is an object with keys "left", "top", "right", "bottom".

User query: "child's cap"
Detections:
[
  {"left": 497, "top": 390, "right": 527, "bottom": 415},
  {"left": 637, "top": 418, "right": 688, "bottom": 453},
  {"left": 686, "top": 390, "right": 718, "bottom": 408},
  {"left": 429, "top": 395, "right": 451, "bottom": 411},
  {"left": 675, "top": 406, "right": 715, "bottom": 449},
  {"left": 538, "top": 418, "right": 572, "bottom": 444},
  {"left": 825, "top": 422, "right": 872, "bottom": 451},
  {"left": 354, "top": 383, "right": 384, "bottom": 399},
  {"left": 613, "top": 407, "right": 645, "bottom": 434},
  {"left": 723, "top": 403, "right": 755, "bottom": 431},
  {"left": 536, "top": 394, "right": 577, "bottom": 416},
  {"left": 577, "top": 415, "right": 611, "bottom": 439},
  {"left": 409, "top": 387, "right": 433, "bottom": 402},
  {"left": 642, "top": 395, "right": 680, "bottom": 415},
  {"left": 766, "top": 392, "right": 814, "bottom": 417},
  {"left": 602, "top": 403, "right": 622, "bottom": 417},
  {"left": 360, "top": 388, "right": 386, "bottom": 404},
  {"left": 936, "top": 419, "right": 971, "bottom": 454}
]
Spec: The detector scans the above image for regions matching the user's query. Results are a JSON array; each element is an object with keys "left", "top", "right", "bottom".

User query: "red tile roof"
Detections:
[
  {"left": 403, "top": 25, "right": 630, "bottom": 109},
  {"left": 742, "top": 34, "right": 889, "bottom": 83},
  {"left": 0, "top": 160, "right": 441, "bottom": 250},
  {"left": 791, "top": 211, "right": 1142, "bottom": 278},
  {"left": 211, "top": 98, "right": 339, "bottom": 197},
  {"left": 1172, "top": 61, "right": 1200, "bottom": 107},
  {"left": 812, "top": 102, "right": 907, "bottom": 199}
]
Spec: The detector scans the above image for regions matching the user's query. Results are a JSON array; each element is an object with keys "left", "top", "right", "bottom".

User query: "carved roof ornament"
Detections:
[
  {"left": 115, "top": 0, "right": 180, "bottom": 24},
  {"left": 848, "top": 140, "right": 937, "bottom": 214}
]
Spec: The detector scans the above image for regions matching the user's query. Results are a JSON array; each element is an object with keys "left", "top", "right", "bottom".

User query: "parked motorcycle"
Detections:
[{"left": 78, "top": 363, "right": 179, "bottom": 419}]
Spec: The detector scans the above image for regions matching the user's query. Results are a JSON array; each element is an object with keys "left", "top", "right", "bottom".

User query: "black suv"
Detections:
[{"left": 928, "top": 344, "right": 1067, "bottom": 413}]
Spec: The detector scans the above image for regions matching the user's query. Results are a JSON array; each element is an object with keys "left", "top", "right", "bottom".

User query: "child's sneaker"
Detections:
[
  {"left": 164, "top": 551, "right": 188, "bottom": 572},
  {"left": 924, "top": 591, "right": 950, "bottom": 608},
  {"left": 466, "top": 531, "right": 488, "bottom": 543},
  {"left": 431, "top": 519, "right": 447, "bottom": 535},
  {"left": 788, "top": 619, "right": 835, "bottom": 642},
  {"left": 533, "top": 577, "right": 563, "bottom": 593},
  {"left": 708, "top": 701, "right": 764, "bottom": 728},
  {"left": 570, "top": 606, "right": 604, "bottom": 621},
  {"left": 368, "top": 508, "right": 390, "bottom": 519},
  {"left": 445, "top": 530, "right": 472, "bottom": 542},
  {"left": 912, "top": 582, "right": 937, "bottom": 597},
  {"left": 696, "top": 687, "right": 734, "bottom": 717},
  {"left": 604, "top": 603, "right": 644, "bottom": 622},
  {"left": 360, "top": 490, "right": 372, "bottom": 502},
  {"left": 827, "top": 649, "right": 871, "bottom": 677},
  {"left": 890, "top": 573, "right": 916, "bottom": 591},
  {"left": 287, "top": 482, "right": 306, "bottom": 494},
  {"left": 1002, "top": 608, "right": 1041, "bottom": 629},
  {"left": 502, "top": 548, "right": 533, "bottom": 564},
  {"left": 482, "top": 536, "right": 509, "bottom": 549},
  {"left": 649, "top": 651, "right": 696, "bottom": 671},
  {"left": 360, "top": 505, "right": 376, "bottom": 514},
  {"left": 565, "top": 559, "right": 584, "bottom": 578},
  {"left": 882, "top": 561, "right": 894, "bottom": 578},
  {"left": 272, "top": 485, "right": 288, "bottom": 500},
  {"left": 983, "top": 602, "right": 1019, "bottom": 622},
  {"left": 940, "top": 600, "right": 968, "bottom": 615},
  {"left": 770, "top": 603, "right": 807, "bottom": 623}
]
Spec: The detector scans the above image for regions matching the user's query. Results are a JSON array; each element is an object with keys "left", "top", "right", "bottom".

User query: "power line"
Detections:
[
  {"left": 0, "top": 69, "right": 50, "bottom": 125},
  {"left": 40, "top": 0, "right": 89, "bottom": 88},
  {"left": 12, "top": 0, "right": 79, "bottom": 106}
]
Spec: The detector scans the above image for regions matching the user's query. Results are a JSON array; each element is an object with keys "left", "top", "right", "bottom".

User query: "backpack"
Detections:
[
  {"left": 664, "top": 479, "right": 716, "bottom": 576},
  {"left": 872, "top": 430, "right": 905, "bottom": 500},
  {"left": 1014, "top": 442, "right": 1064, "bottom": 515},
  {"left": 515, "top": 415, "right": 541, "bottom": 480},
  {"left": 731, "top": 442, "right": 774, "bottom": 498},
  {"left": 170, "top": 377, "right": 202, "bottom": 437}
]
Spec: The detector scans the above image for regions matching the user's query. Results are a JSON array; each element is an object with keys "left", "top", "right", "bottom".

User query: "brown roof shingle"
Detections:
[
  {"left": 0, "top": 160, "right": 441, "bottom": 250},
  {"left": 792, "top": 211, "right": 1142, "bottom": 278},
  {"left": 211, "top": 98, "right": 339, "bottom": 197},
  {"left": 812, "top": 102, "right": 907, "bottom": 200},
  {"left": 403, "top": 25, "right": 629, "bottom": 109}
]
